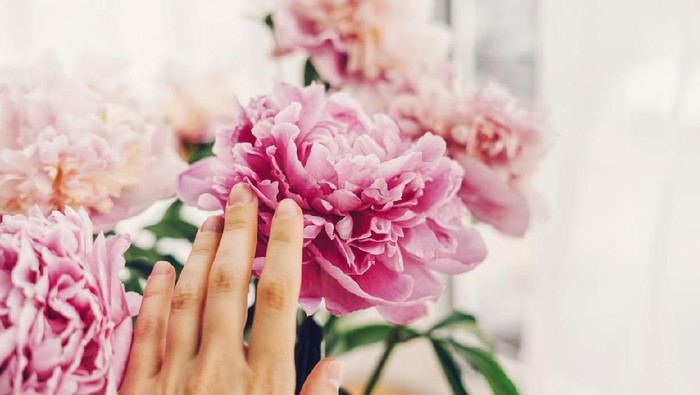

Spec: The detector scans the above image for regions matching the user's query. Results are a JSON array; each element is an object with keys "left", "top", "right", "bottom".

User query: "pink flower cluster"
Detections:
[
  {"left": 273, "top": 0, "right": 450, "bottom": 85},
  {"left": 154, "top": 66, "right": 239, "bottom": 144},
  {"left": 375, "top": 81, "right": 550, "bottom": 236},
  {"left": 0, "top": 64, "right": 187, "bottom": 231},
  {"left": 0, "top": 207, "right": 140, "bottom": 394},
  {"left": 179, "top": 83, "right": 486, "bottom": 323}
]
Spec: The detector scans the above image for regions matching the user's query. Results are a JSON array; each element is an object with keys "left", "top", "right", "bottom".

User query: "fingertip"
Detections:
[
  {"left": 228, "top": 183, "right": 255, "bottom": 207},
  {"left": 324, "top": 359, "right": 344, "bottom": 389},
  {"left": 200, "top": 215, "right": 224, "bottom": 233},
  {"left": 275, "top": 198, "right": 301, "bottom": 219},
  {"left": 151, "top": 260, "right": 173, "bottom": 276},
  {"left": 300, "top": 358, "right": 344, "bottom": 395}
]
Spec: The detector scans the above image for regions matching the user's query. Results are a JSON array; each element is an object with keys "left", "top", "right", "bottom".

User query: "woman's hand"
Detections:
[{"left": 119, "top": 184, "right": 342, "bottom": 395}]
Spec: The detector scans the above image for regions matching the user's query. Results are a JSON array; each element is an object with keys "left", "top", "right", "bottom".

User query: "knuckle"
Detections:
[
  {"left": 208, "top": 265, "right": 240, "bottom": 295},
  {"left": 188, "top": 244, "right": 215, "bottom": 259},
  {"left": 257, "top": 279, "right": 292, "bottom": 312},
  {"left": 224, "top": 209, "right": 251, "bottom": 232},
  {"left": 170, "top": 283, "right": 201, "bottom": 311},
  {"left": 268, "top": 224, "right": 295, "bottom": 244},
  {"left": 186, "top": 378, "right": 214, "bottom": 395},
  {"left": 133, "top": 315, "right": 162, "bottom": 342}
]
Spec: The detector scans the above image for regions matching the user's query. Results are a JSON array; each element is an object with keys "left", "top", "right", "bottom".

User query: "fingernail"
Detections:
[
  {"left": 201, "top": 216, "right": 223, "bottom": 233},
  {"left": 151, "top": 261, "right": 172, "bottom": 276},
  {"left": 275, "top": 199, "right": 299, "bottom": 218},
  {"left": 228, "top": 183, "right": 253, "bottom": 207},
  {"left": 325, "top": 360, "right": 343, "bottom": 389}
]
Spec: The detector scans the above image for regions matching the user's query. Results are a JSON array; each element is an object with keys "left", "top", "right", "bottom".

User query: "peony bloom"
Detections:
[
  {"left": 352, "top": 77, "right": 549, "bottom": 236},
  {"left": 0, "top": 207, "right": 140, "bottom": 394},
  {"left": 272, "top": 0, "right": 450, "bottom": 86},
  {"left": 154, "top": 66, "right": 239, "bottom": 144},
  {"left": 178, "top": 83, "right": 486, "bottom": 324},
  {"left": 0, "top": 64, "right": 187, "bottom": 231},
  {"left": 450, "top": 84, "right": 549, "bottom": 236}
]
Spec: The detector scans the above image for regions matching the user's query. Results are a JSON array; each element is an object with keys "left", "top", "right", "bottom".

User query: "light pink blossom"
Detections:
[
  {"left": 273, "top": 0, "right": 450, "bottom": 85},
  {"left": 155, "top": 66, "right": 239, "bottom": 144},
  {"left": 0, "top": 207, "right": 141, "bottom": 394},
  {"left": 0, "top": 64, "right": 187, "bottom": 231},
  {"left": 178, "top": 83, "right": 486, "bottom": 324},
  {"left": 451, "top": 84, "right": 549, "bottom": 236},
  {"left": 353, "top": 79, "right": 549, "bottom": 236}
]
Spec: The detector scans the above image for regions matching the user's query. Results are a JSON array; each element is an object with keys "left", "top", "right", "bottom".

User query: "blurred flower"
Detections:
[
  {"left": 273, "top": 0, "right": 450, "bottom": 85},
  {"left": 450, "top": 84, "right": 549, "bottom": 235},
  {"left": 179, "top": 83, "right": 486, "bottom": 324},
  {"left": 0, "top": 64, "right": 187, "bottom": 231},
  {"left": 353, "top": 78, "right": 549, "bottom": 236},
  {"left": 0, "top": 207, "right": 140, "bottom": 394},
  {"left": 155, "top": 66, "right": 238, "bottom": 144}
]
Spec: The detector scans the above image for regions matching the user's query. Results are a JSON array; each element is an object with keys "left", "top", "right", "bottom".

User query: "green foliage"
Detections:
[
  {"left": 429, "top": 311, "right": 494, "bottom": 351},
  {"left": 431, "top": 339, "right": 470, "bottom": 395},
  {"left": 450, "top": 341, "right": 519, "bottom": 395},
  {"left": 184, "top": 142, "right": 214, "bottom": 164},
  {"left": 304, "top": 59, "right": 323, "bottom": 87},
  {"left": 324, "top": 311, "right": 518, "bottom": 395},
  {"left": 264, "top": 13, "right": 274, "bottom": 30}
]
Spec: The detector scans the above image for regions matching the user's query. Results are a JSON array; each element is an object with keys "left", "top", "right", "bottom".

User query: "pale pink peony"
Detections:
[
  {"left": 353, "top": 79, "right": 549, "bottom": 236},
  {"left": 178, "top": 82, "right": 486, "bottom": 324},
  {"left": 451, "top": 84, "right": 549, "bottom": 236},
  {"left": 0, "top": 64, "right": 187, "bottom": 231},
  {"left": 273, "top": 0, "right": 450, "bottom": 86},
  {"left": 155, "top": 66, "right": 239, "bottom": 144},
  {"left": 0, "top": 207, "right": 141, "bottom": 394}
]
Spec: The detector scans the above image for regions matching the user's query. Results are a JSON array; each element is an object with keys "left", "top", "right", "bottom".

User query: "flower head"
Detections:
[
  {"left": 352, "top": 78, "right": 549, "bottom": 236},
  {"left": 0, "top": 207, "right": 140, "bottom": 394},
  {"left": 155, "top": 66, "right": 239, "bottom": 144},
  {"left": 450, "top": 84, "right": 549, "bottom": 236},
  {"left": 179, "top": 82, "right": 486, "bottom": 324},
  {"left": 0, "top": 64, "right": 187, "bottom": 231},
  {"left": 273, "top": 0, "right": 450, "bottom": 85}
]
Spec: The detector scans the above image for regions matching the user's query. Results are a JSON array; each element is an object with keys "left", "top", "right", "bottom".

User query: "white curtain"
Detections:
[
  {"left": 522, "top": 0, "right": 700, "bottom": 394},
  {"left": 0, "top": 0, "right": 288, "bottom": 100}
]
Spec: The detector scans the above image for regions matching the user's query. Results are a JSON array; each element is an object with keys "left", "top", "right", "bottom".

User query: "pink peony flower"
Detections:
[
  {"left": 0, "top": 64, "right": 187, "bottom": 231},
  {"left": 273, "top": 0, "right": 450, "bottom": 86},
  {"left": 0, "top": 207, "right": 141, "bottom": 394},
  {"left": 352, "top": 77, "right": 549, "bottom": 236},
  {"left": 155, "top": 66, "right": 239, "bottom": 144},
  {"left": 450, "top": 84, "right": 549, "bottom": 236},
  {"left": 178, "top": 82, "right": 486, "bottom": 324}
]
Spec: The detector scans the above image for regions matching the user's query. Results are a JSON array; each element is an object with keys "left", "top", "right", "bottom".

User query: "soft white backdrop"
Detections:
[{"left": 1, "top": 1, "right": 699, "bottom": 394}]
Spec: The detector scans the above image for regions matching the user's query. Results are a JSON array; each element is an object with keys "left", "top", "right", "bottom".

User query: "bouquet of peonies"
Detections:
[{"left": 0, "top": 1, "right": 549, "bottom": 394}]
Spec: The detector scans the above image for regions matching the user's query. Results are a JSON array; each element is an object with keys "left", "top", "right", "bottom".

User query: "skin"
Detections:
[{"left": 119, "top": 184, "right": 342, "bottom": 395}]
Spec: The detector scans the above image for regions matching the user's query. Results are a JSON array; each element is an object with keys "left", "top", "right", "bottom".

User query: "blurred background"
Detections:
[{"left": 1, "top": 0, "right": 699, "bottom": 393}]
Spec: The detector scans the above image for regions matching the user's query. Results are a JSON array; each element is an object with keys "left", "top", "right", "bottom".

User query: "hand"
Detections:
[{"left": 119, "top": 184, "right": 343, "bottom": 395}]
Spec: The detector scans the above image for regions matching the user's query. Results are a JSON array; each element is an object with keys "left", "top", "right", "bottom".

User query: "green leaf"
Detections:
[
  {"left": 430, "top": 311, "right": 477, "bottom": 332},
  {"left": 339, "top": 388, "right": 352, "bottom": 395},
  {"left": 327, "top": 324, "right": 420, "bottom": 356},
  {"left": 303, "top": 59, "right": 321, "bottom": 86},
  {"left": 430, "top": 311, "right": 494, "bottom": 351},
  {"left": 264, "top": 13, "right": 274, "bottom": 30},
  {"left": 450, "top": 341, "right": 519, "bottom": 395},
  {"left": 144, "top": 219, "right": 198, "bottom": 241},
  {"left": 184, "top": 142, "right": 214, "bottom": 164},
  {"left": 124, "top": 269, "right": 143, "bottom": 294},
  {"left": 327, "top": 324, "right": 394, "bottom": 356},
  {"left": 431, "top": 339, "right": 469, "bottom": 395}
]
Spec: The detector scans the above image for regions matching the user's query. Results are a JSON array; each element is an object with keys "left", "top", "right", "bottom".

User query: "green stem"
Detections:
[{"left": 363, "top": 327, "right": 400, "bottom": 395}]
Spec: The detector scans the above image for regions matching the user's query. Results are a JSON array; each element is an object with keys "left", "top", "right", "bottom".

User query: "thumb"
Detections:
[{"left": 300, "top": 358, "right": 344, "bottom": 395}]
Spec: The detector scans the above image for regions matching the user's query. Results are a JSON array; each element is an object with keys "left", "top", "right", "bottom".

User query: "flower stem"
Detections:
[{"left": 363, "top": 327, "right": 401, "bottom": 395}]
